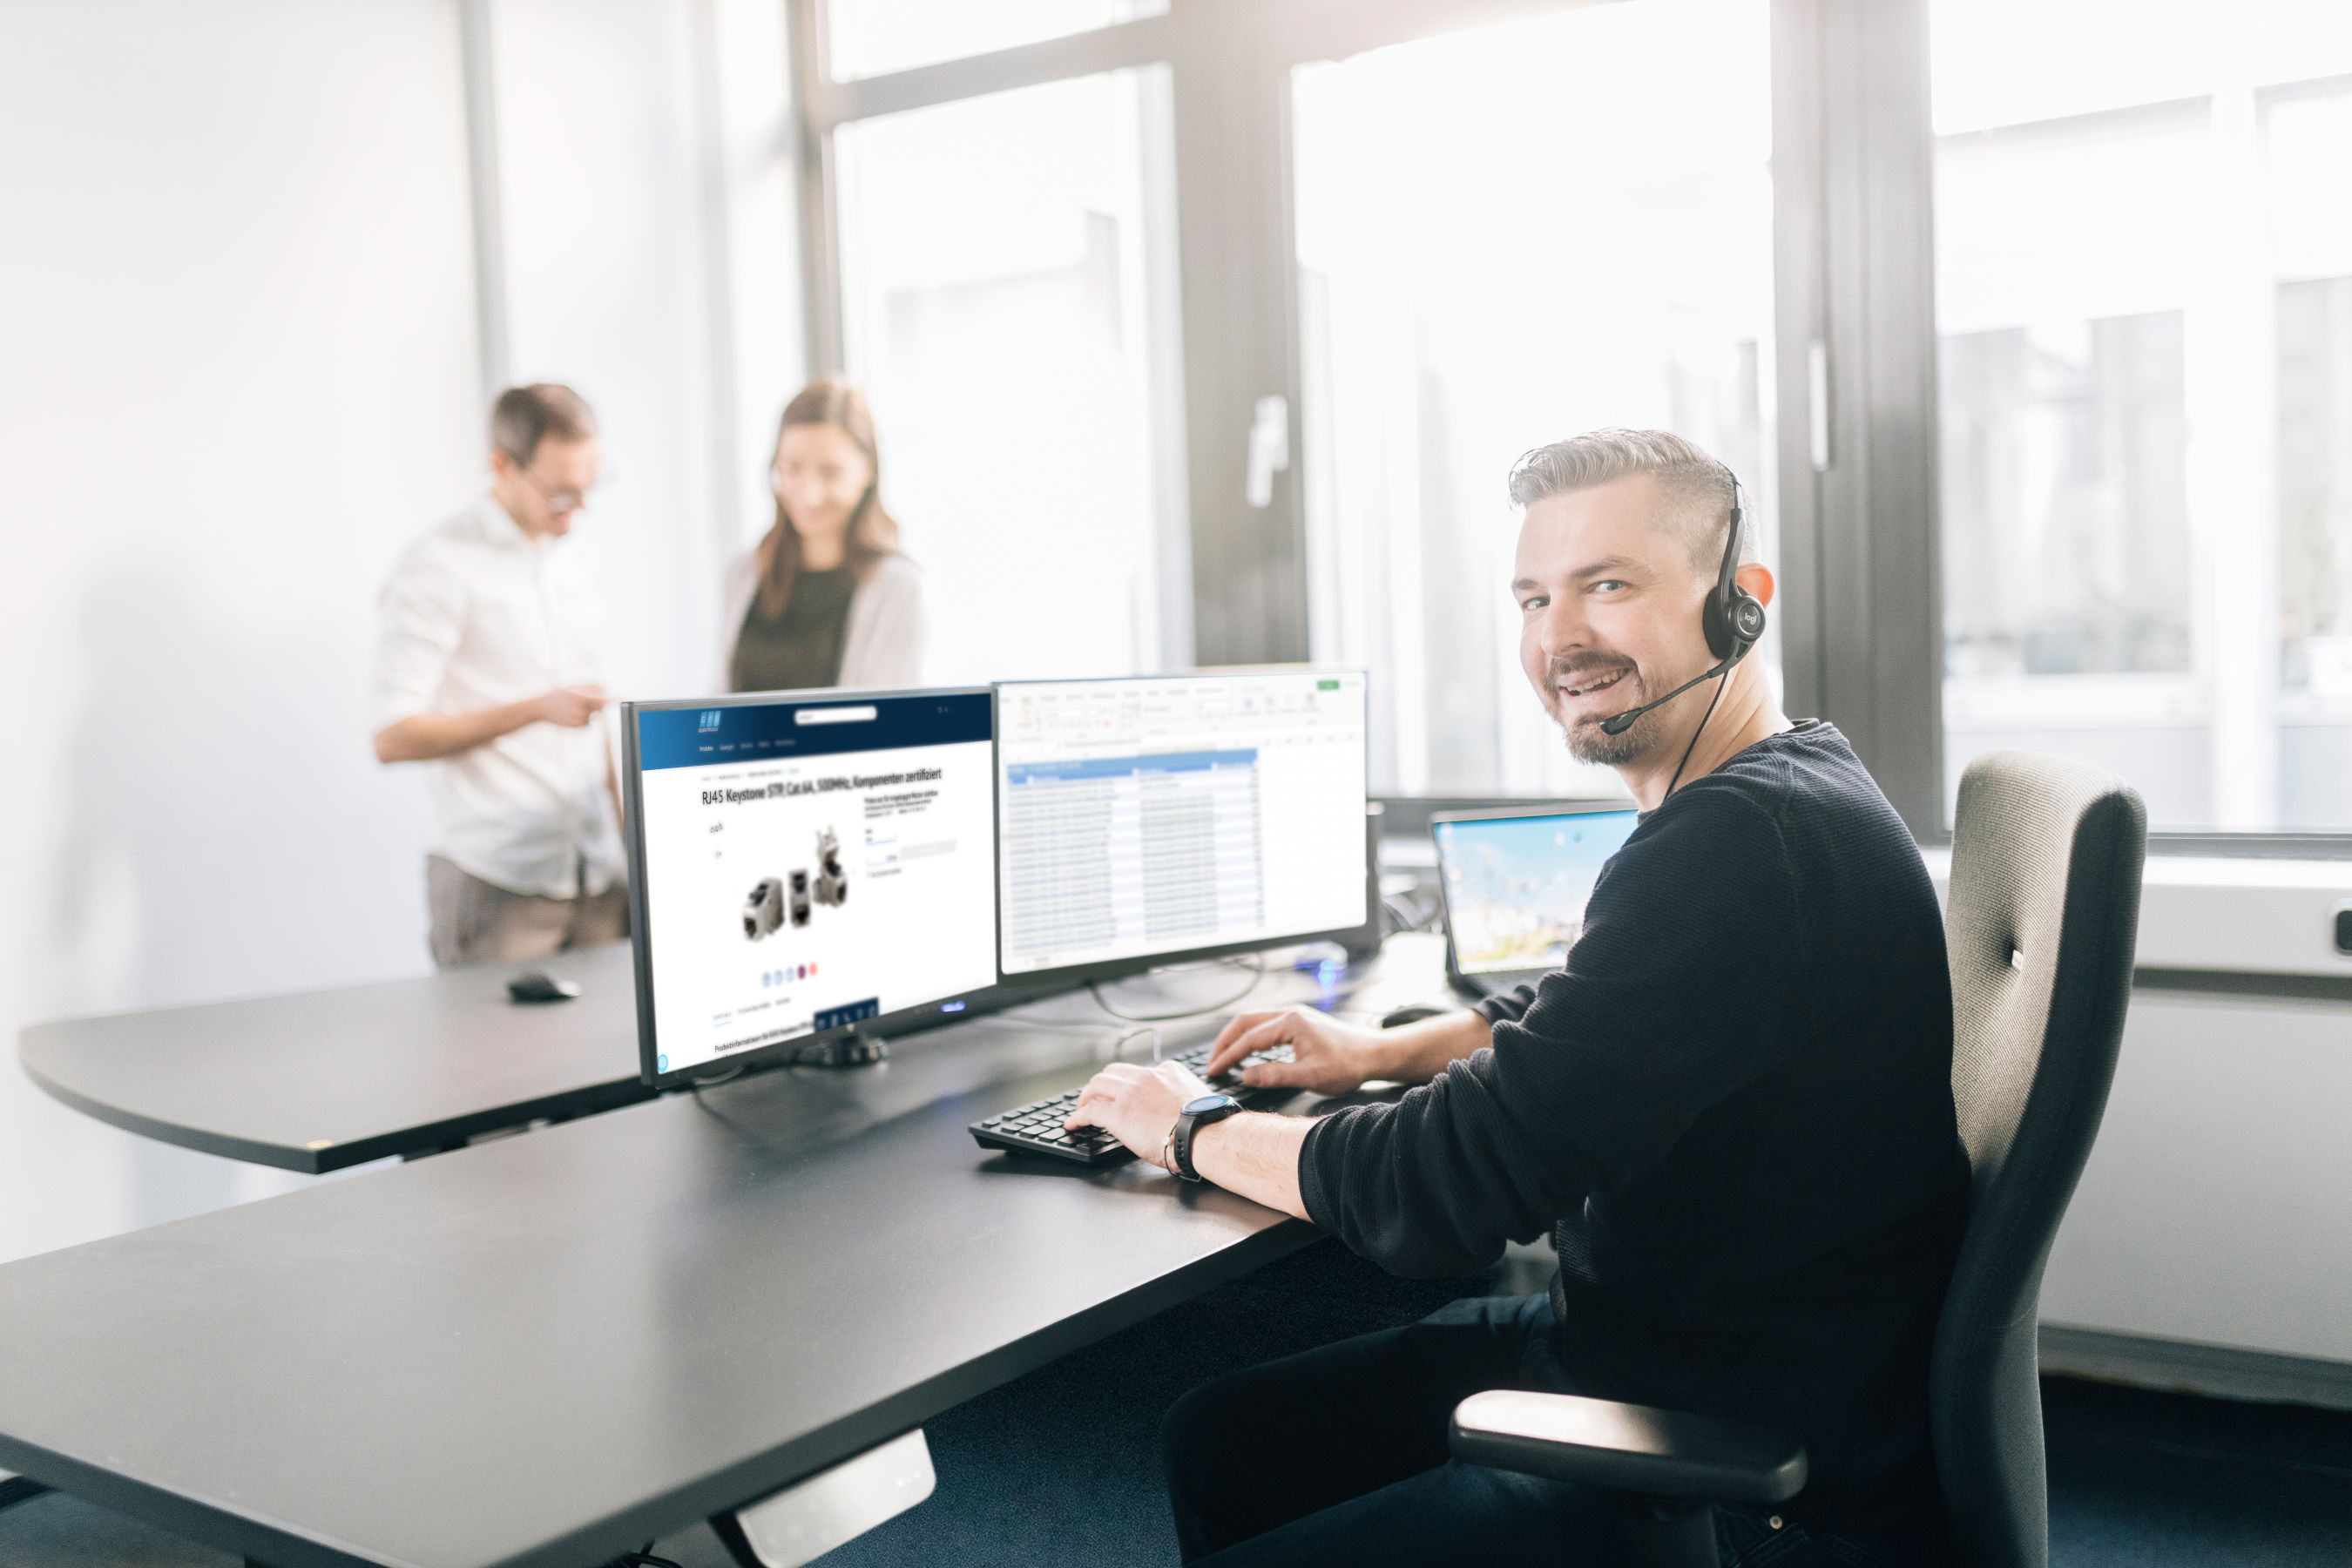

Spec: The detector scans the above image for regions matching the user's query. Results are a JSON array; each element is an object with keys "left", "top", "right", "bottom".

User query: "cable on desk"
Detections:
[
  {"left": 980, "top": 1007, "right": 1127, "bottom": 1035},
  {"left": 1107, "top": 1024, "right": 1159, "bottom": 1062},
  {"left": 1382, "top": 889, "right": 1443, "bottom": 933},
  {"left": 1087, "top": 953, "right": 1267, "bottom": 1022},
  {"left": 606, "top": 1546, "right": 681, "bottom": 1568}
]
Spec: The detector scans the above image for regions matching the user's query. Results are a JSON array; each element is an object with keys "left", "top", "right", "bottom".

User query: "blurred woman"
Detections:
[{"left": 722, "top": 378, "right": 925, "bottom": 692}]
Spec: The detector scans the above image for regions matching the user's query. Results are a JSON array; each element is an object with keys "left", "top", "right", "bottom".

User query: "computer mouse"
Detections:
[
  {"left": 507, "top": 970, "right": 581, "bottom": 1004},
  {"left": 1380, "top": 1004, "right": 1446, "bottom": 1029}
]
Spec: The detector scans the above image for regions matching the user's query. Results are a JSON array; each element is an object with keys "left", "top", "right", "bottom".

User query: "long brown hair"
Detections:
[{"left": 754, "top": 378, "right": 901, "bottom": 617}]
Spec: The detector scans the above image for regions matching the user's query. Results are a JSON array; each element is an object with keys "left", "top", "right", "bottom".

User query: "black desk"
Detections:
[
  {"left": 0, "top": 981, "right": 1448, "bottom": 1568},
  {"left": 18, "top": 943, "right": 651, "bottom": 1173},
  {"left": 17, "top": 943, "right": 1402, "bottom": 1176}
]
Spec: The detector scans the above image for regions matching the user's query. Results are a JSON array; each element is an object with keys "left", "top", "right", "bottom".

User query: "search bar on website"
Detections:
[{"left": 795, "top": 706, "right": 878, "bottom": 726}]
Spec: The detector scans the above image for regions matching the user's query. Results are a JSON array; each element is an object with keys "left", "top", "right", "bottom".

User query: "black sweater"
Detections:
[{"left": 1299, "top": 721, "right": 1969, "bottom": 1529}]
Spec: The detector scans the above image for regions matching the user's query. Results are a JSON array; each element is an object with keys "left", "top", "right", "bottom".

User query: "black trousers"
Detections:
[{"left": 1161, "top": 1293, "right": 1944, "bottom": 1568}]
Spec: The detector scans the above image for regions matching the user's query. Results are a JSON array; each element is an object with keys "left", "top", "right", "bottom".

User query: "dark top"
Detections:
[
  {"left": 730, "top": 566, "right": 855, "bottom": 692},
  {"left": 1298, "top": 720, "right": 1969, "bottom": 1530}
]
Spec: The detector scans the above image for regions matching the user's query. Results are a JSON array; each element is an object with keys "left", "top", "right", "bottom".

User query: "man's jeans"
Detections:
[{"left": 1162, "top": 1293, "right": 1950, "bottom": 1568}]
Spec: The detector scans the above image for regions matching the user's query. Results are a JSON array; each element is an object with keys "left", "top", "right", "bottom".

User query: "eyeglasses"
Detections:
[{"left": 517, "top": 467, "right": 604, "bottom": 516}]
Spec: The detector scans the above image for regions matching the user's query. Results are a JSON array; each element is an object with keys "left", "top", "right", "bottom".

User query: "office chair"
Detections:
[{"left": 1450, "top": 750, "right": 2146, "bottom": 1568}]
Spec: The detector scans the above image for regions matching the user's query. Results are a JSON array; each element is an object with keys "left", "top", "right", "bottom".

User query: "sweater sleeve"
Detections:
[
  {"left": 839, "top": 557, "right": 926, "bottom": 689},
  {"left": 717, "top": 552, "right": 757, "bottom": 692},
  {"left": 1299, "top": 785, "right": 1807, "bottom": 1276},
  {"left": 1474, "top": 983, "right": 1538, "bottom": 1028}
]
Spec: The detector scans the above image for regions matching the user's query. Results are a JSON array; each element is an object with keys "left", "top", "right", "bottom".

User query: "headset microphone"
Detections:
[
  {"left": 1593, "top": 472, "right": 1767, "bottom": 741},
  {"left": 1598, "top": 658, "right": 1733, "bottom": 736}
]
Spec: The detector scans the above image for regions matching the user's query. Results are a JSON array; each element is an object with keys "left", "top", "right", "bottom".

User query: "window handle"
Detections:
[
  {"left": 1808, "top": 339, "right": 1831, "bottom": 473},
  {"left": 1247, "top": 395, "right": 1290, "bottom": 508}
]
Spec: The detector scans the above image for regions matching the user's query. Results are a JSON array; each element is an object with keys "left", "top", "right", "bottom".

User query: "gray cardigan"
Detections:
[{"left": 719, "top": 550, "right": 927, "bottom": 692}]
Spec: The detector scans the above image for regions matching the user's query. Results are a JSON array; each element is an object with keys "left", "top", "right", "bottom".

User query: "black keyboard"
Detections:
[{"left": 969, "top": 1042, "right": 1297, "bottom": 1166}]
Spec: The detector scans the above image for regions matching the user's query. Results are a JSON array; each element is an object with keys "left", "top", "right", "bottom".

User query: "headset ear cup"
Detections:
[
  {"left": 1733, "top": 592, "right": 1767, "bottom": 646},
  {"left": 1705, "top": 475, "right": 1755, "bottom": 661},
  {"left": 1705, "top": 587, "right": 1767, "bottom": 662}
]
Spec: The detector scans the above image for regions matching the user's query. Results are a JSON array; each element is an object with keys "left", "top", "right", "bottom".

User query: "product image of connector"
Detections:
[
  {"left": 743, "top": 876, "right": 784, "bottom": 941},
  {"left": 815, "top": 826, "right": 848, "bottom": 908},
  {"left": 789, "top": 868, "right": 813, "bottom": 927}
]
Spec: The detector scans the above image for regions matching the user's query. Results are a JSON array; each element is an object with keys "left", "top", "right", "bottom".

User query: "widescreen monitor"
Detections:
[
  {"left": 994, "top": 670, "right": 1369, "bottom": 986},
  {"left": 622, "top": 687, "right": 997, "bottom": 1086}
]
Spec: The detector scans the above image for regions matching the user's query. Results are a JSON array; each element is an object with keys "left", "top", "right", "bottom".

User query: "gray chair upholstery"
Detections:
[
  {"left": 1450, "top": 749, "right": 2146, "bottom": 1568},
  {"left": 1932, "top": 750, "right": 2145, "bottom": 1568}
]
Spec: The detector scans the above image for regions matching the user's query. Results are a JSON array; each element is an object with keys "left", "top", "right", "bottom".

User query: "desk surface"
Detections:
[
  {"left": 0, "top": 949, "right": 1455, "bottom": 1568},
  {"left": 17, "top": 937, "right": 1448, "bottom": 1175},
  {"left": 18, "top": 943, "right": 651, "bottom": 1172}
]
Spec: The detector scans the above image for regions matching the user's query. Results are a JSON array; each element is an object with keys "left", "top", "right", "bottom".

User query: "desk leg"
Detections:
[
  {"left": 713, "top": 1429, "right": 934, "bottom": 1568},
  {"left": 709, "top": 1510, "right": 760, "bottom": 1568}
]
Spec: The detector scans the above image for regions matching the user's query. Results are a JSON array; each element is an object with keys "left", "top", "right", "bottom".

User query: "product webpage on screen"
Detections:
[{"left": 635, "top": 692, "right": 997, "bottom": 1075}]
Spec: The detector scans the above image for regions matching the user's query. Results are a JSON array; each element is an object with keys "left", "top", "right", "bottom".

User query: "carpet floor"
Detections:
[{"left": 3, "top": 1240, "right": 2347, "bottom": 1567}]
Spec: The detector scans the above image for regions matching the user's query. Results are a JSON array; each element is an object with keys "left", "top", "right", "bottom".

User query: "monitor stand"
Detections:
[{"left": 797, "top": 1029, "right": 887, "bottom": 1068}]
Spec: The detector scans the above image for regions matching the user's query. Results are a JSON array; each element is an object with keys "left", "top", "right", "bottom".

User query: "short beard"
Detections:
[
  {"left": 1545, "top": 653, "right": 1650, "bottom": 766},
  {"left": 1562, "top": 711, "right": 1645, "bottom": 767}
]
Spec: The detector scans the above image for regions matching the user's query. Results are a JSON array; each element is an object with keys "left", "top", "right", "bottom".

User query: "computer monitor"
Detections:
[
  {"left": 621, "top": 687, "right": 998, "bottom": 1086},
  {"left": 994, "top": 669, "right": 1369, "bottom": 986},
  {"left": 1429, "top": 803, "right": 1640, "bottom": 997}
]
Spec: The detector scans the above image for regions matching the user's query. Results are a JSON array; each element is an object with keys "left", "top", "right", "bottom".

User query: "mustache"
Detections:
[{"left": 1546, "top": 652, "right": 1637, "bottom": 687}]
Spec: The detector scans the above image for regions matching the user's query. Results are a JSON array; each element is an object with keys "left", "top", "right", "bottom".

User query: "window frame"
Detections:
[
  {"left": 787, "top": 0, "right": 1601, "bottom": 674},
  {"left": 1872, "top": 0, "right": 2352, "bottom": 852},
  {"left": 787, "top": 0, "right": 2352, "bottom": 852}
]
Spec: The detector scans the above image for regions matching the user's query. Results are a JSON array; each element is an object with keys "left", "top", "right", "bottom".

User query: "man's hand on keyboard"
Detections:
[
  {"left": 1067, "top": 1060, "right": 1212, "bottom": 1171},
  {"left": 1206, "top": 1008, "right": 1382, "bottom": 1096}
]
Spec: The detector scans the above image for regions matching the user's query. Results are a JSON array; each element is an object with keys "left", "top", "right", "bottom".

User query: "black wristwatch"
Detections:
[{"left": 1167, "top": 1093, "right": 1241, "bottom": 1182}]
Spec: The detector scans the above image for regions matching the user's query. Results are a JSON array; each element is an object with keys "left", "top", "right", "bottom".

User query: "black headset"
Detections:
[
  {"left": 1598, "top": 470, "right": 1767, "bottom": 737},
  {"left": 1704, "top": 476, "right": 1768, "bottom": 661}
]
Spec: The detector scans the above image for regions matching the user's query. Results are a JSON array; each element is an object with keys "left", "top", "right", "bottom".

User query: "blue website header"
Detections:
[
  {"left": 635, "top": 691, "right": 993, "bottom": 771},
  {"left": 1004, "top": 749, "right": 1257, "bottom": 786}
]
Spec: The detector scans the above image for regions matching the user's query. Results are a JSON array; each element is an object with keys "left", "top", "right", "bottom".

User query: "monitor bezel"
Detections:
[
  {"left": 1428, "top": 801, "right": 1641, "bottom": 988},
  {"left": 623, "top": 685, "right": 1001, "bottom": 1090},
  {"left": 988, "top": 668, "right": 1374, "bottom": 992}
]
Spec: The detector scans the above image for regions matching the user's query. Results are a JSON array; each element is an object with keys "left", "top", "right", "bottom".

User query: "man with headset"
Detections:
[{"left": 1071, "top": 429, "right": 1969, "bottom": 1565}]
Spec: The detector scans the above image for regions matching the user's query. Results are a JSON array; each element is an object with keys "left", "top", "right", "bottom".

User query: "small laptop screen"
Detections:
[{"left": 1435, "top": 809, "right": 1640, "bottom": 976}]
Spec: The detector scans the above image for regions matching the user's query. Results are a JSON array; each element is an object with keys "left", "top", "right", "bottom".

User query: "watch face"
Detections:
[{"left": 1183, "top": 1094, "right": 1238, "bottom": 1115}]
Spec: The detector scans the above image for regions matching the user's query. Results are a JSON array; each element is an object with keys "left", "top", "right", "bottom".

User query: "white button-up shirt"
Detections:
[{"left": 374, "top": 494, "right": 625, "bottom": 898}]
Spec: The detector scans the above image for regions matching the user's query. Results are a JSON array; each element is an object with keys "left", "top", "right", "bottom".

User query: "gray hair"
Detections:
[
  {"left": 490, "top": 382, "right": 598, "bottom": 466},
  {"left": 1506, "top": 428, "right": 1747, "bottom": 571}
]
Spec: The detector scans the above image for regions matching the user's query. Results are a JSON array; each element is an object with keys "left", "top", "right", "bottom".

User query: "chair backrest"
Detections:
[{"left": 1931, "top": 751, "right": 2146, "bottom": 1568}]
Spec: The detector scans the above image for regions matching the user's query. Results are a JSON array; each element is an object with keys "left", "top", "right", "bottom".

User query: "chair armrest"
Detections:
[{"left": 1450, "top": 1390, "right": 1806, "bottom": 1504}]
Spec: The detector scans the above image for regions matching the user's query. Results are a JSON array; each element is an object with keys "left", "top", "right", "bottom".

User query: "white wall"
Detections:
[
  {"left": 2044, "top": 989, "right": 2352, "bottom": 1365},
  {"left": 0, "top": 0, "right": 801, "bottom": 1266},
  {"left": 493, "top": 0, "right": 740, "bottom": 698},
  {"left": 0, "top": 0, "right": 483, "bottom": 1259},
  {"left": 490, "top": 0, "right": 807, "bottom": 691},
  {"left": 1922, "top": 849, "right": 2352, "bottom": 1370}
]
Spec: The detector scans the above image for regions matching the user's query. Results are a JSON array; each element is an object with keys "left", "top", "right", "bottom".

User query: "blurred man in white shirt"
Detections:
[{"left": 373, "top": 384, "right": 628, "bottom": 968}]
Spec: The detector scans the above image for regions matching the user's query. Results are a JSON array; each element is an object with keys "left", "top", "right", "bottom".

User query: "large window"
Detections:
[
  {"left": 833, "top": 68, "right": 1184, "bottom": 686},
  {"left": 1292, "top": 0, "right": 1777, "bottom": 797},
  {"left": 794, "top": 0, "right": 2352, "bottom": 848},
  {"left": 1931, "top": 0, "right": 2352, "bottom": 830},
  {"left": 825, "top": 0, "right": 1165, "bottom": 83}
]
